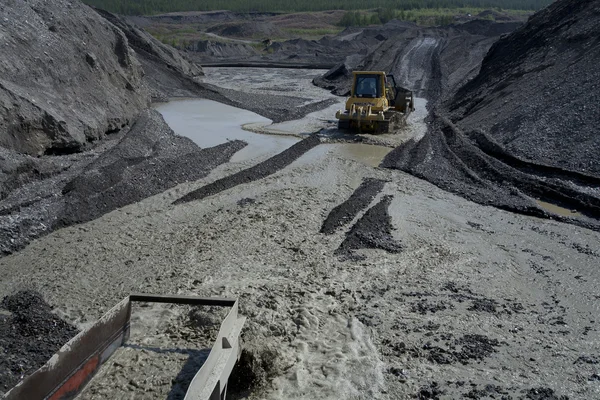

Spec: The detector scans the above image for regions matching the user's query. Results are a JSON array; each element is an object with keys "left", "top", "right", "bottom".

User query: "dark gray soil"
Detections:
[
  {"left": 0, "top": 2, "right": 342, "bottom": 258},
  {"left": 320, "top": 178, "right": 386, "bottom": 234},
  {"left": 448, "top": 0, "right": 600, "bottom": 175},
  {"left": 59, "top": 110, "right": 246, "bottom": 227},
  {"left": 383, "top": 0, "right": 600, "bottom": 230},
  {"left": 0, "top": 111, "right": 245, "bottom": 255},
  {"left": 0, "top": 291, "right": 78, "bottom": 395},
  {"left": 381, "top": 117, "right": 600, "bottom": 231},
  {"left": 93, "top": 8, "right": 206, "bottom": 101},
  {"left": 174, "top": 135, "right": 321, "bottom": 204},
  {"left": 335, "top": 195, "right": 402, "bottom": 261},
  {"left": 0, "top": 0, "right": 149, "bottom": 157}
]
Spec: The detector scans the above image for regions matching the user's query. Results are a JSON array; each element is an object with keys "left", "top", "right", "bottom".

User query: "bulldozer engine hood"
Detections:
[{"left": 345, "top": 96, "right": 388, "bottom": 111}]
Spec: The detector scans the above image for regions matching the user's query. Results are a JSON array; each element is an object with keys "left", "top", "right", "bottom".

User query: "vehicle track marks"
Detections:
[
  {"left": 335, "top": 194, "right": 402, "bottom": 261},
  {"left": 320, "top": 178, "right": 386, "bottom": 235},
  {"left": 173, "top": 135, "right": 321, "bottom": 204}
]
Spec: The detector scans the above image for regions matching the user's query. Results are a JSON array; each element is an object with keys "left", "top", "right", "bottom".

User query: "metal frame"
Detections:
[{"left": 3, "top": 294, "right": 246, "bottom": 400}]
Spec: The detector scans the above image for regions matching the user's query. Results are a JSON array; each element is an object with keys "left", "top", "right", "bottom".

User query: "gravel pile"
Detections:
[
  {"left": 0, "top": 291, "right": 78, "bottom": 396},
  {"left": 1, "top": 111, "right": 245, "bottom": 254},
  {"left": 335, "top": 194, "right": 402, "bottom": 261},
  {"left": 320, "top": 178, "right": 386, "bottom": 235}
]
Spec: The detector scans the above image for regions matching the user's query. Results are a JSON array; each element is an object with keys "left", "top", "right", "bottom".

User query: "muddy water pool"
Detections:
[{"left": 155, "top": 99, "right": 298, "bottom": 163}]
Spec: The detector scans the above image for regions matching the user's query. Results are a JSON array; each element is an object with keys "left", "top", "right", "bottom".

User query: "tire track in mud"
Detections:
[
  {"left": 335, "top": 195, "right": 402, "bottom": 261},
  {"left": 393, "top": 35, "right": 442, "bottom": 99},
  {"left": 383, "top": 116, "right": 600, "bottom": 232},
  {"left": 320, "top": 178, "right": 387, "bottom": 235},
  {"left": 173, "top": 135, "right": 320, "bottom": 204}
]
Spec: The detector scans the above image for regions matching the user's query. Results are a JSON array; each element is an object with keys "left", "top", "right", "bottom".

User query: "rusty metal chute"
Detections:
[{"left": 3, "top": 294, "right": 246, "bottom": 400}]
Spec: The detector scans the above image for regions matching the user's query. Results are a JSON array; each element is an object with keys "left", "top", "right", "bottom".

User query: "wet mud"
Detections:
[
  {"left": 2, "top": 3, "right": 599, "bottom": 398},
  {"left": 382, "top": 117, "right": 600, "bottom": 232},
  {"left": 60, "top": 111, "right": 247, "bottom": 226},
  {"left": 155, "top": 99, "right": 296, "bottom": 163}
]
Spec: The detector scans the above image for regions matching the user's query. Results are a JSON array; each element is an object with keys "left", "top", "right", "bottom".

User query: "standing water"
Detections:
[{"left": 155, "top": 99, "right": 298, "bottom": 162}]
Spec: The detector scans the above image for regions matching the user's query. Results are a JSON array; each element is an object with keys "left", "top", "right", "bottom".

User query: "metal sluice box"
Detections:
[{"left": 3, "top": 294, "right": 246, "bottom": 400}]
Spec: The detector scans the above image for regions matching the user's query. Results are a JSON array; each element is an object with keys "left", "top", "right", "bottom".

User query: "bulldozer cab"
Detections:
[{"left": 353, "top": 73, "right": 384, "bottom": 98}]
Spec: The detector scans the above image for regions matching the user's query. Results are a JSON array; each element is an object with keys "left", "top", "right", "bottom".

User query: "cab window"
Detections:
[{"left": 354, "top": 75, "right": 380, "bottom": 98}]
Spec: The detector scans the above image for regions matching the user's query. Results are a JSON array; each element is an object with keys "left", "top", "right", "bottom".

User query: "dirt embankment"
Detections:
[
  {"left": 94, "top": 9, "right": 206, "bottom": 101},
  {"left": 0, "top": 110, "right": 246, "bottom": 256},
  {"left": 448, "top": 0, "right": 600, "bottom": 175},
  {"left": 314, "top": 20, "right": 520, "bottom": 102},
  {"left": 0, "top": 0, "right": 240, "bottom": 256},
  {"left": 313, "top": 20, "right": 521, "bottom": 99},
  {"left": 0, "top": 0, "right": 148, "bottom": 157},
  {"left": 383, "top": 0, "right": 600, "bottom": 230}
]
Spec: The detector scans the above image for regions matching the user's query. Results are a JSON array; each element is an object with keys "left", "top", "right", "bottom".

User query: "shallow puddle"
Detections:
[
  {"left": 291, "top": 143, "right": 392, "bottom": 168},
  {"left": 156, "top": 98, "right": 397, "bottom": 169},
  {"left": 335, "top": 143, "right": 392, "bottom": 167},
  {"left": 157, "top": 68, "right": 428, "bottom": 169},
  {"left": 536, "top": 200, "right": 582, "bottom": 217}
]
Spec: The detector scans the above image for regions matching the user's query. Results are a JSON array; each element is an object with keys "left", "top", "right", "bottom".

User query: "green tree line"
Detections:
[
  {"left": 339, "top": 7, "right": 480, "bottom": 27},
  {"left": 82, "top": 0, "right": 554, "bottom": 15}
]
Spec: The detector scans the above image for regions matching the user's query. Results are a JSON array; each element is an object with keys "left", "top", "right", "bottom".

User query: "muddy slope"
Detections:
[
  {"left": 449, "top": 0, "right": 600, "bottom": 175},
  {"left": 313, "top": 20, "right": 521, "bottom": 99},
  {"left": 94, "top": 9, "right": 207, "bottom": 101},
  {"left": 1, "top": 2, "right": 338, "bottom": 257},
  {"left": 60, "top": 110, "right": 245, "bottom": 227},
  {"left": 384, "top": 0, "right": 600, "bottom": 229},
  {"left": 0, "top": 0, "right": 215, "bottom": 206},
  {"left": 0, "top": 0, "right": 148, "bottom": 157}
]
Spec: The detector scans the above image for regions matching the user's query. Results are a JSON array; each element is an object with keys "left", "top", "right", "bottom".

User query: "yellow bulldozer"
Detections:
[{"left": 335, "top": 71, "right": 415, "bottom": 133}]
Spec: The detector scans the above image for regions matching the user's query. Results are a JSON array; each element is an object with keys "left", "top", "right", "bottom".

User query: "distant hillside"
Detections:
[{"left": 82, "top": 0, "right": 554, "bottom": 15}]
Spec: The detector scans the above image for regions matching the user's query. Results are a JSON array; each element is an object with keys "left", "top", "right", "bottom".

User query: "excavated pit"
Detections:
[{"left": 2, "top": 3, "right": 599, "bottom": 399}]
